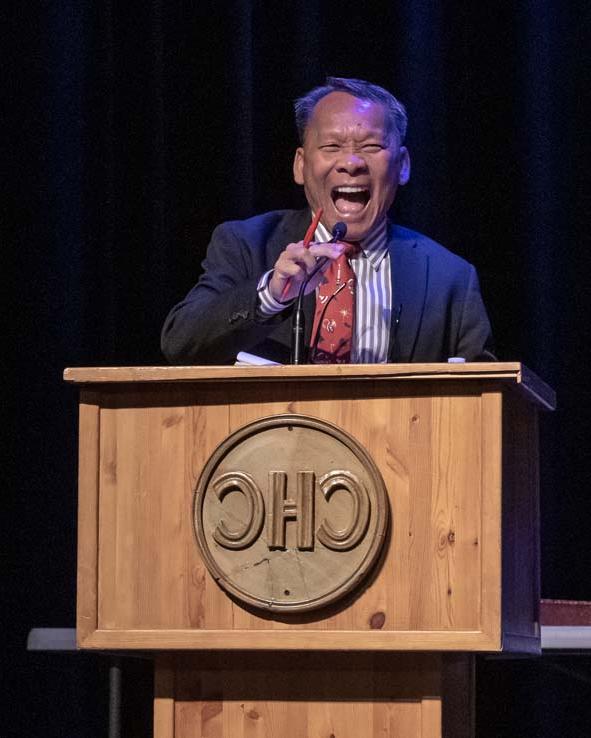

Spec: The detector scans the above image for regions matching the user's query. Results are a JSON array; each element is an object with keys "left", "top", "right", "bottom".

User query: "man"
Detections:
[{"left": 161, "top": 77, "right": 494, "bottom": 365}]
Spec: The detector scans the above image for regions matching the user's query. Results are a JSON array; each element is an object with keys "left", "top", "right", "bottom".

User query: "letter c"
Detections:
[
  {"left": 316, "top": 471, "right": 370, "bottom": 551},
  {"left": 212, "top": 472, "right": 264, "bottom": 549}
]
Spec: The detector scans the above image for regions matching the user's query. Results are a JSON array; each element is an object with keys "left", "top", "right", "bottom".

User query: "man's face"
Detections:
[{"left": 293, "top": 91, "right": 410, "bottom": 241}]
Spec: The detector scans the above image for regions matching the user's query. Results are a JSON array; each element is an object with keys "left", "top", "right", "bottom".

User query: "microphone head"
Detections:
[{"left": 331, "top": 222, "right": 347, "bottom": 242}]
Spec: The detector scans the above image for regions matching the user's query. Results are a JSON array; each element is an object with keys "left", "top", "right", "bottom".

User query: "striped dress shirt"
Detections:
[{"left": 258, "top": 218, "right": 392, "bottom": 363}]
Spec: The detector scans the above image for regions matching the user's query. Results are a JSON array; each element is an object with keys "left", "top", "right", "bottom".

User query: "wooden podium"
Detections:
[{"left": 65, "top": 362, "right": 555, "bottom": 738}]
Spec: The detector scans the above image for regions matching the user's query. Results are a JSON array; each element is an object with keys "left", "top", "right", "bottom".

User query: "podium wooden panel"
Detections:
[{"left": 66, "top": 362, "right": 554, "bottom": 738}]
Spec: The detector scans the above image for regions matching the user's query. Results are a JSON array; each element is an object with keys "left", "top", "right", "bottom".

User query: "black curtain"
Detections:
[{"left": 6, "top": 2, "right": 591, "bottom": 736}]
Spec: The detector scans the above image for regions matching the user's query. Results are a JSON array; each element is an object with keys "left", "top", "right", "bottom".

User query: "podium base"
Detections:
[{"left": 154, "top": 652, "right": 474, "bottom": 738}]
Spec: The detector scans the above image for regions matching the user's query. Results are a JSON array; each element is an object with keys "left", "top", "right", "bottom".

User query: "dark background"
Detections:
[{"left": 5, "top": 1, "right": 591, "bottom": 736}]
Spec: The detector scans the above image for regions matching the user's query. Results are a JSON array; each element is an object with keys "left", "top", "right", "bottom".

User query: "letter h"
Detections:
[{"left": 268, "top": 471, "right": 314, "bottom": 550}]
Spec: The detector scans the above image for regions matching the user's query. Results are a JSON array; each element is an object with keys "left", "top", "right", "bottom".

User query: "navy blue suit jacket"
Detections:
[{"left": 161, "top": 209, "right": 494, "bottom": 365}]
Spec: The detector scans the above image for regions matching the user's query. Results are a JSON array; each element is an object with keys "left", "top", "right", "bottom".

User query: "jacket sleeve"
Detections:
[{"left": 160, "top": 222, "right": 289, "bottom": 364}]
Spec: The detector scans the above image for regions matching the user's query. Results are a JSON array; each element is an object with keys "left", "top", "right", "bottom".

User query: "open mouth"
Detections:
[{"left": 331, "top": 186, "right": 370, "bottom": 215}]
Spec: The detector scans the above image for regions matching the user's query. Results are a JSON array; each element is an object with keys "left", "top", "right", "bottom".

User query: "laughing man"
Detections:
[{"left": 161, "top": 77, "right": 494, "bottom": 365}]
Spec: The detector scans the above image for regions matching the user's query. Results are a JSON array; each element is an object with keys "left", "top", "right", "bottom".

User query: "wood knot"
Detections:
[
  {"left": 105, "top": 460, "right": 117, "bottom": 483},
  {"left": 439, "top": 529, "right": 455, "bottom": 549},
  {"left": 370, "top": 611, "right": 386, "bottom": 629},
  {"left": 202, "top": 702, "right": 223, "bottom": 721},
  {"left": 247, "top": 709, "right": 260, "bottom": 720},
  {"left": 162, "top": 414, "right": 182, "bottom": 428},
  {"left": 411, "top": 414, "right": 420, "bottom": 424}
]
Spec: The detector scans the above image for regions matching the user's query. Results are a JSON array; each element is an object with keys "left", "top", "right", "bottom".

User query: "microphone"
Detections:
[
  {"left": 290, "top": 222, "right": 348, "bottom": 364},
  {"left": 330, "top": 221, "right": 347, "bottom": 242}
]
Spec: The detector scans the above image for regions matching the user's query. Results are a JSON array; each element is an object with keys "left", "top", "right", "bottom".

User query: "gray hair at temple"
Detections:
[{"left": 294, "top": 77, "right": 408, "bottom": 147}]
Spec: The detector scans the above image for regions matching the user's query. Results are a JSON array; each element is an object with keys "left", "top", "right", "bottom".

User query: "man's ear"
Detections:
[
  {"left": 293, "top": 147, "right": 304, "bottom": 185},
  {"left": 398, "top": 146, "right": 411, "bottom": 185}
]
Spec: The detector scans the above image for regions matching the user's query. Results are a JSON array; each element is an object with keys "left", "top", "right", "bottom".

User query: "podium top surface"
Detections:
[{"left": 64, "top": 362, "right": 555, "bottom": 410}]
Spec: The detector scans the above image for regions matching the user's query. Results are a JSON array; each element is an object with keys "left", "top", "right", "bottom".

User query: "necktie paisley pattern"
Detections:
[{"left": 310, "top": 243, "right": 361, "bottom": 364}]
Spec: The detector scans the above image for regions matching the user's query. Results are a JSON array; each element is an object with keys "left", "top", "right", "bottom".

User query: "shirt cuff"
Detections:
[{"left": 257, "top": 270, "right": 293, "bottom": 316}]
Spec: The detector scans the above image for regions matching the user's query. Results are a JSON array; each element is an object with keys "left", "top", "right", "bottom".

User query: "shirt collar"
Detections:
[{"left": 313, "top": 217, "right": 389, "bottom": 270}]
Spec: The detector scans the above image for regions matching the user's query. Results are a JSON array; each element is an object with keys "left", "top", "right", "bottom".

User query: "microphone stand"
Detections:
[{"left": 290, "top": 257, "right": 328, "bottom": 365}]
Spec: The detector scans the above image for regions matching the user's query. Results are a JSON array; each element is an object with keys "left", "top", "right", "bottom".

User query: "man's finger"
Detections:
[{"left": 269, "top": 241, "right": 345, "bottom": 302}]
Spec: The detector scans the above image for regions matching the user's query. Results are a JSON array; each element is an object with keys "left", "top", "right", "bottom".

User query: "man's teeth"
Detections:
[{"left": 334, "top": 186, "right": 368, "bottom": 193}]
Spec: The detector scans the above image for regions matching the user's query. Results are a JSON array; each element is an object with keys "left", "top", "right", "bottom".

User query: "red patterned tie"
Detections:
[{"left": 310, "top": 243, "right": 361, "bottom": 364}]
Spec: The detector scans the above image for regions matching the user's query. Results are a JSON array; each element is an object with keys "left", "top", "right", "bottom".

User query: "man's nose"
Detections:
[{"left": 336, "top": 151, "right": 369, "bottom": 174}]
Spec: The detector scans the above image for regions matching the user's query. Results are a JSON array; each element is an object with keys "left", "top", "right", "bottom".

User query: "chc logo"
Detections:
[
  {"left": 212, "top": 469, "right": 370, "bottom": 552},
  {"left": 193, "top": 415, "right": 389, "bottom": 613}
]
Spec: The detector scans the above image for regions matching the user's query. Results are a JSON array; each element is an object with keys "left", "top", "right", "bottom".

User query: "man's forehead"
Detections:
[
  {"left": 311, "top": 92, "right": 385, "bottom": 119},
  {"left": 305, "top": 92, "right": 389, "bottom": 137}
]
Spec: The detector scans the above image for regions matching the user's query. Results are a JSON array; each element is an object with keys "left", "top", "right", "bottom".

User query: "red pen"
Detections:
[{"left": 280, "top": 208, "right": 324, "bottom": 301}]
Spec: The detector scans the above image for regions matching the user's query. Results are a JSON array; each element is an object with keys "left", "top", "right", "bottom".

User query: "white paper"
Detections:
[{"left": 235, "top": 351, "right": 282, "bottom": 366}]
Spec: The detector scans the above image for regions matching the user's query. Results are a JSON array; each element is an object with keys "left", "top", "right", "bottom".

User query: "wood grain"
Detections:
[
  {"left": 154, "top": 657, "right": 175, "bottom": 738},
  {"left": 82, "top": 628, "right": 498, "bottom": 651},
  {"left": 479, "top": 392, "right": 503, "bottom": 648},
  {"left": 65, "top": 362, "right": 519, "bottom": 383},
  {"left": 74, "top": 370, "right": 545, "bottom": 653},
  {"left": 63, "top": 363, "right": 556, "bottom": 411},
  {"left": 76, "top": 391, "right": 101, "bottom": 644},
  {"left": 163, "top": 652, "right": 447, "bottom": 738}
]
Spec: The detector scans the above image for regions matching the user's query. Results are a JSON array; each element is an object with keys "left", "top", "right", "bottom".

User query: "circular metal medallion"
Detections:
[{"left": 193, "top": 414, "right": 389, "bottom": 613}]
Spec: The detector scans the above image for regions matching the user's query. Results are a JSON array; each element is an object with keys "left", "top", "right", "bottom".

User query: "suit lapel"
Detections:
[{"left": 387, "top": 223, "right": 429, "bottom": 362}]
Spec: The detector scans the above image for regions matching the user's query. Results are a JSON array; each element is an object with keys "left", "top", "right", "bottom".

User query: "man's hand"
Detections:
[{"left": 268, "top": 240, "right": 345, "bottom": 303}]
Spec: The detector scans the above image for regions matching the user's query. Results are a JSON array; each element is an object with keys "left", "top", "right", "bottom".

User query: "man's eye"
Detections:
[
  {"left": 361, "top": 144, "right": 384, "bottom": 152},
  {"left": 320, "top": 144, "right": 340, "bottom": 152}
]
